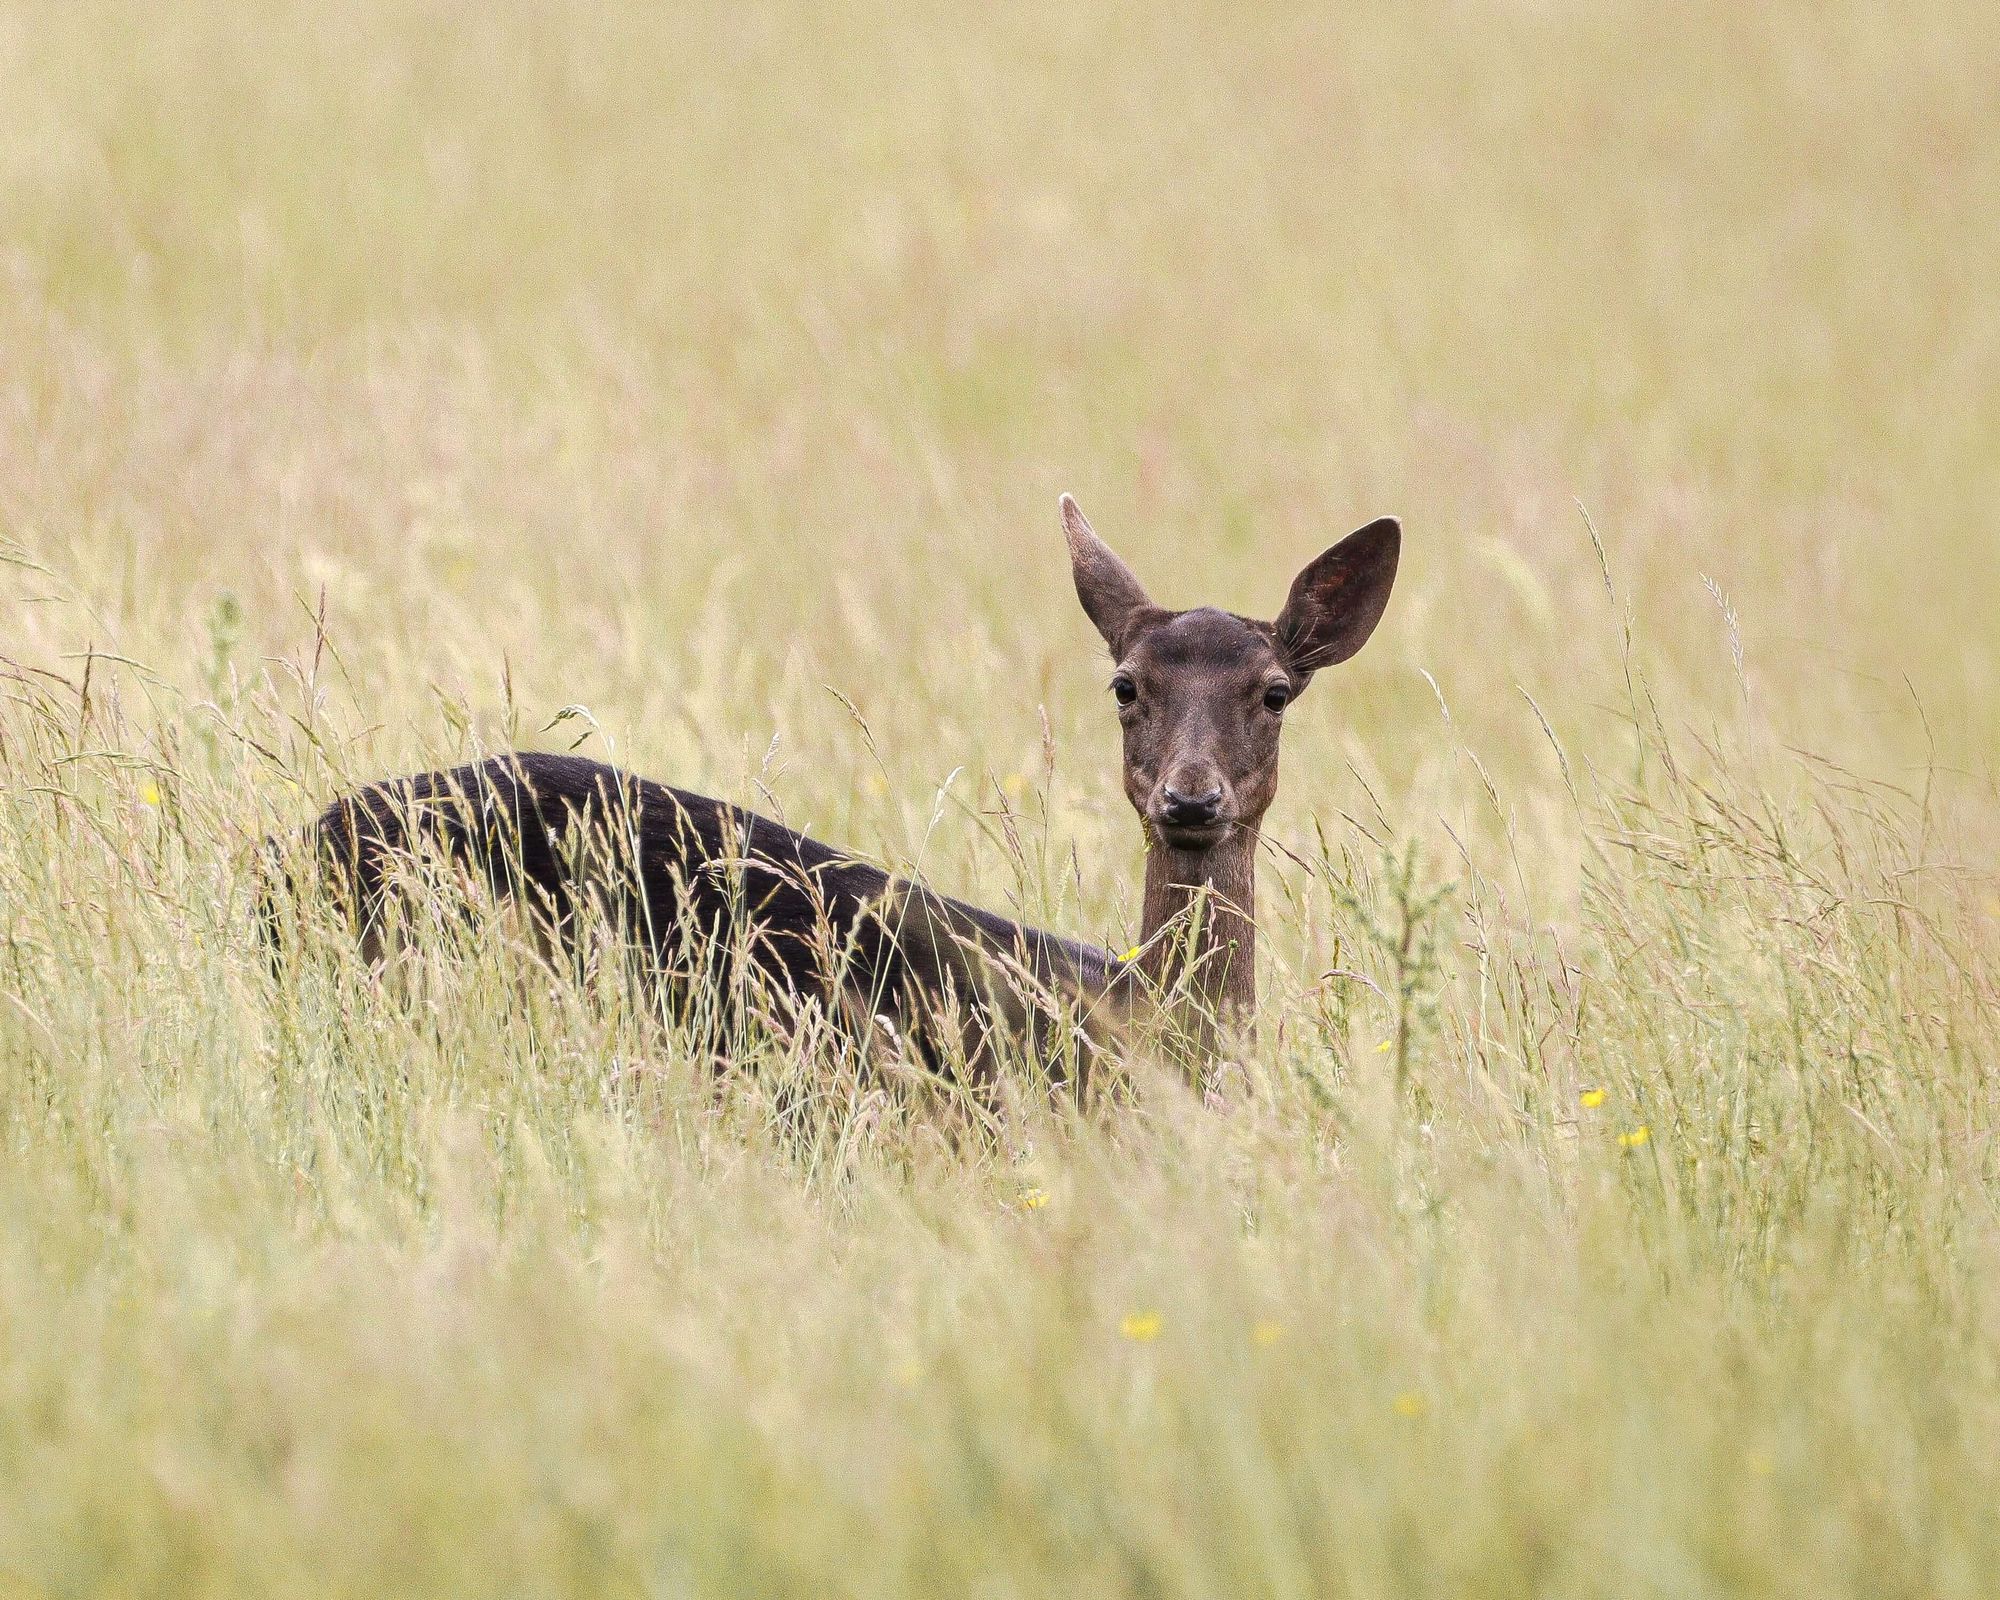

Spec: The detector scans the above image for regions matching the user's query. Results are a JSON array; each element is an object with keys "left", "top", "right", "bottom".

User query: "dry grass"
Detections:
[{"left": 3, "top": 1, "right": 2000, "bottom": 1594}]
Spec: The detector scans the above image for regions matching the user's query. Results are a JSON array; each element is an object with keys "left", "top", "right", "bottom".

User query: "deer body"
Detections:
[
  {"left": 275, "top": 749, "right": 1126, "bottom": 1075},
  {"left": 278, "top": 496, "right": 1398, "bottom": 1076}
]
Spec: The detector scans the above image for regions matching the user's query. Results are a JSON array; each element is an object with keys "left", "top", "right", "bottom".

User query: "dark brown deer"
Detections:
[
  {"left": 269, "top": 495, "right": 1398, "bottom": 1078},
  {"left": 1060, "top": 495, "right": 1399, "bottom": 1026}
]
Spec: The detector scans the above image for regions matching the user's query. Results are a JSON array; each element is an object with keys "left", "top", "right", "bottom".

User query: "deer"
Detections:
[
  {"left": 266, "top": 495, "right": 1399, "bottom": 1084},
  {"left": 1059, "top": 495, "right": 1399, "bottom": 1029}
]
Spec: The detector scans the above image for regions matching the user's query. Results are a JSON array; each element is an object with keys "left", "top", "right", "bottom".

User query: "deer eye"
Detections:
[
  {"left": 1263, "top": 682, "right": 1292, "bottom": 714},
  {"left": 1111, "top": 674, "right": 1138, "bottom": 707}
]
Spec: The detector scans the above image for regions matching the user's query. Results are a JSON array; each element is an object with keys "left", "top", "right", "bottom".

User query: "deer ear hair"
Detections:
[
  {"left": 1061, "top": 494, "right": 1154, "bottom": 654},
  {"left": 1273, "top": 517, "right": 1400, "bottom": 684}
]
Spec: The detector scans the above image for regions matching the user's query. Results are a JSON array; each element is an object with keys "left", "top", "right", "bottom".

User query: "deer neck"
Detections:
[{"left": 1139, "top": 824, "right": 1259, "bottom": 1023}]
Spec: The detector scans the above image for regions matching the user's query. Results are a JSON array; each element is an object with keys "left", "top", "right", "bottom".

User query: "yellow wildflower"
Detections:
[
  {"left": 1392, "top": 1390, "right": 1428, "bottom": 1418},
  {"left": 1120, "top": 946, "right": 1144, "bottom": 965},
  {"left": 1374, "top": 1039, "right": 1393, "bottom": 1053},
  {"left": 1018, "top": 1186, "right": 1050, "bottom": 1210},
  {"left": 1119, "top": 1311, "right": 1162, "bottom": 1343},
  {"left": 1580, "top": 1087, "right": 1606, "bottom": 1109},
  {"left": 140, "top": 781, "right": 161, "bottom": 808},
  {"left": 1618, "top": 1125, "right": 1651, "bottom": 1149},
  {"left": 1251, "top": 1319, "right": 1285, "bottom": 1347}
]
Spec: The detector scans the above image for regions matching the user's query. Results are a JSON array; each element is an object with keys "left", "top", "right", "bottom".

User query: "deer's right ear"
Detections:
[{"left": 1061, "top": 494, "right": 1153, "bottom": 654}]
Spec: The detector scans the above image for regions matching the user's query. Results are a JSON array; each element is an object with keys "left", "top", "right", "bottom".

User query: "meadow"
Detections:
[{"left": 3, "top": 1, "right": 2000, "bottom": 1593}]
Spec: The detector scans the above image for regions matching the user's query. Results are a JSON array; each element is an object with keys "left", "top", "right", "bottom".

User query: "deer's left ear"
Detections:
[{"left": 1272, "top": 518, "right": 1400, "bottom": 686}]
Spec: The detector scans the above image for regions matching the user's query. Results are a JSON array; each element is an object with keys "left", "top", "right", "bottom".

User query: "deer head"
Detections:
[
  {"left": 1061, "top": 492, "right": 1400, "bottom": 1021},
  {"left": 1062, "top": 493, "right": 1399, "bottom": 853}
]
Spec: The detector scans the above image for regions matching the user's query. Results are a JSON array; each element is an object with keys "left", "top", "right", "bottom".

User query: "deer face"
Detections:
[{"left": 1061, "top": 494, "right": 1400, "bottom": 853}]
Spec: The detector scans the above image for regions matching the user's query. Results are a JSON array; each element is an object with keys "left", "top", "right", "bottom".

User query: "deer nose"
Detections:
[{"left": 1160, "top": 784, "right": 1224, "bottom": 826}]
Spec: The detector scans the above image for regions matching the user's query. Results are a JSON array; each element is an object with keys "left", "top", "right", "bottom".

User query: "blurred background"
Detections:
[{"left": 3, "top": 0, "right": 1995, "bottom": 913}]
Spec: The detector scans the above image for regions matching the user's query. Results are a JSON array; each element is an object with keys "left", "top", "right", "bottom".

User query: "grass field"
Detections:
[{"left": 4, "top": 1, "right": 2000, "bottom": 1593}]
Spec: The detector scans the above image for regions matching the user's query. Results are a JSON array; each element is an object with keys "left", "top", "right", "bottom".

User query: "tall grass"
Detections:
[{"left": 3, "top": 0, "right": 1999, "bottom": 1593}]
